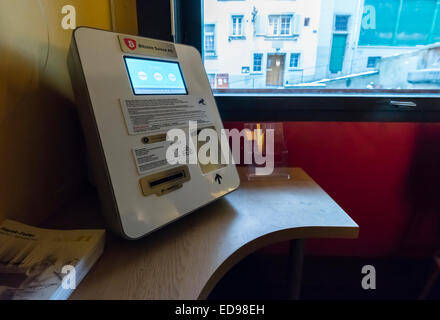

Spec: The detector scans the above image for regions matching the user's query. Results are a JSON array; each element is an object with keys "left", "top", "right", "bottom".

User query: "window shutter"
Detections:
[
  {"left": 229, "top": 16, "right": 233, "bottom": 36},
  {"left": 214, "top": 25, "right": 217, "bottom": 54},
  {"left": 255, "top": 15, "right": 267, "bottom": 36},
  {"left": 293, "top": 14, "right": 302, "bottom": 35}
]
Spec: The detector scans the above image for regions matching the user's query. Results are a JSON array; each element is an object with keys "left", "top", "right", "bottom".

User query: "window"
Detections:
[
  {"left": 231, "top": 15, "right": 244, "bottom": 36},
  {"left": 367, "top": 56, "right": 381, "bottom": 68},
  {"left": 268, "top": 16, "right": 279, "bottom": 36},
  {"left": 253, "top": 53, "right": 263, "bottom": 72},
  {"left": 334, "top": 15, "right": 349, "bottom": 32},
  {"left": 304, "top": 17, "right": 310, "bottom": 27},
  {"left": 280, "top": 15, "right": 292, "bottom": 35},
  {"left": 208, "top": 74, "right": 216, "bottom": 88},
  {"left": 190, "top": 0, "right": 440, "bottom": 102},
  {"left": 204, "top": 24, "right": 216, "bottom": 57},
  {"left": 360, "top": 0, "right": 440, "bottom": 46},
  {"left": 268, "top": 15, "right": 292, "bottom": 36},
  {"left": 289, "top": 53, "right": 301, "bottom": 68}
]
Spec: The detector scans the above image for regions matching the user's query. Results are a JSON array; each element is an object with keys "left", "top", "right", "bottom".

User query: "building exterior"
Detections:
[
  {"left": 352, "top": 0, "right": 440, "bottom": 75},
  {"left": 203, "top": 0, "right": 440, "bottom": 90},
  {"left": 380, "top": 43, "right": 440, "bottom": 89},
  {"left": 204, "top": 0, "right": 323, "bottom": 89},
  {"left": 313, "top": 0, "right": 363, "bottom": 80}
]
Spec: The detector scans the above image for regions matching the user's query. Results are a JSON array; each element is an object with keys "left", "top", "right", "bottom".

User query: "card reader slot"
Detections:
[
  {"left": 139, "top": 166, "right": 191, "bottom": 197},
  {"left": 149, "top": 172, "right": 185, "bottom": 188}
]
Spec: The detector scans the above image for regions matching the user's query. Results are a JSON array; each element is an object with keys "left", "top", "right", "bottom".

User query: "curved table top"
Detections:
[{"left": 50, "top": 167, "right": 358, "bottom": 300}]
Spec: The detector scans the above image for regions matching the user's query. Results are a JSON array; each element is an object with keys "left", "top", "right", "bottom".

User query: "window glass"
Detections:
[
  {"left": 280, "top": 16, "right": 292, "bottom": 35},
  {"left": 204, "top": 24, "right": 217, "bottom": 58},
  {"left": 253, "top": 53, "right": 263, "bottom": 72},
  {"left": 335, "top": 15, "right": 349, "bottom": 32},
  {"left": 268, "top": 16, "right": 279, "bottom": 35},
  {"left": 203, "top": 0, "right": 440, "bottom": 96},
  {"left": 367, "top": 56, "right": 381, "bottom": 68},
  {"left": 232, "top": 15, "right": 244, "bottom": 36},
  {"left": 289, "top": 53, "right": 301, "bottom": 68},
  {"left": 304, "top": 17, "right": 311, "bottom": 27}
]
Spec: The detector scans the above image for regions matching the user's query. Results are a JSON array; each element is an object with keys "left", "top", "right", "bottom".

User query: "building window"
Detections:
[
  {"left": 289, "top": 53, "right": 301, "bottom": 68},
  {"left": 253, "top": 53, "right": 263, "bottom": 72},
  {"left": 204, "top": 24, "right": 216, "bottom": 57},
  {"left": 304, "top": 17, "right": 310, "bottom": 27},
  {"left": 367, "top": 56, "right": 381, "bottom": 68},
  {"left": 268, "top": 15, "right": 293, "bottom": 36},
  {"left": 207, "top": 74, "right": 216, "bottom": 88},
  {"left": 268, "top": 16, "right": 279, "bottom": 36},
  {"left": 216, "top": 74, "right": 229, "bottom": 88},
  {"left": 334, "top": 15, "right": 350, "bottom": 32},
  {"left": 280, "top": 16, "right": 292, "bottom": 35},
  {"left": 231, "top": 15, "right": 244, "bottom": 36},
  {"left": 199, "top": 0, "right": 440, "bottom": 96}
]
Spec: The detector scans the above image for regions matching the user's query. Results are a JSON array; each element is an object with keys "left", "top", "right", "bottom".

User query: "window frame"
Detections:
[
  {"left": 289, "top": 52, "right": 301, "bottom": 69},
  {"left": 268, "top": 14, "right": 293, "bottom": 36},
  {"left": 304, "top": 17, "right": 311, "bottom": 27},
  {"left": 334, "top": 14, "right": 350, "bottom": 33},
  {"left": 204, "top": 23, "right": 217, "bottom": 58},
  {"left": 367, "top": 56, "right": 381, "bottom": 69},
  {"left": 280, "top": 15, "right": 292, "bottom": 35},
  {"left": 252, "top": 52, "right": 264, "bottom": 74},
  {"left": 172, "top": 0, "right": 440, "bottom": 122},
  {"left": 268, "top": 15, "right": 279, "bottom": 36},
  {"left": 231, "top": 14, "right": 244, "bottom": 37}
]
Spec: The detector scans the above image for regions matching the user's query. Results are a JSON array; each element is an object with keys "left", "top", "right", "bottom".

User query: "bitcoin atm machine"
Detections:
[{"left": 68, "top": 27, "right": 240, "bottom": 239}]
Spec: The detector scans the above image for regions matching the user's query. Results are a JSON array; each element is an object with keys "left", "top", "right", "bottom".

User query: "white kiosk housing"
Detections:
[{"left": 68, "top": 27, "right": 240, "bottom": 239}]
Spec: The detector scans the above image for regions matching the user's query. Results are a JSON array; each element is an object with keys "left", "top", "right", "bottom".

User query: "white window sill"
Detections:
[
  {"left": 229, "top": 35, "right": 246, "bottom": 40},
  {"left": 262, "top": 34, "right": 299, "bottom": 40}
]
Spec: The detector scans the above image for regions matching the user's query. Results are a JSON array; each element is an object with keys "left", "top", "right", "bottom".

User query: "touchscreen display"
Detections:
[{"left": 124, "top": 57, "right": 188, "bottom": 95}]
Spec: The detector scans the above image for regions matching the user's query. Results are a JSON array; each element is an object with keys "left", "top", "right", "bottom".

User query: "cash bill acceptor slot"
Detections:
[{"left": 68, "top": 27, "right": 240, "bottom": 239}]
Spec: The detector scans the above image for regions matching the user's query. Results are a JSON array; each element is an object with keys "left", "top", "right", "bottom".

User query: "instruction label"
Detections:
[
  {"left": 121, "top": 97, "right": 212, "bottom": 135},
  {"left": 133, "top": 140, "right": 194, "bottom": 176}
]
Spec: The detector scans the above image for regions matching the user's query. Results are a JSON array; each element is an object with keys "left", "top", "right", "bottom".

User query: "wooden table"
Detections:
[{"left": 48, "top": 167, "right": 358, "bottom": 300}]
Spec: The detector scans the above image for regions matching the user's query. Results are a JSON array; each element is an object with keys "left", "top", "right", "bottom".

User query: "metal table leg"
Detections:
[{"left": 287, "top": 239, "right": 305, "bottom": 300}]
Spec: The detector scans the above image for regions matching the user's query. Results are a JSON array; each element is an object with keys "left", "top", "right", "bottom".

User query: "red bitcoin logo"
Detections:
[{"left": 124, "top": 38, "right": 137, "bottom": 50}]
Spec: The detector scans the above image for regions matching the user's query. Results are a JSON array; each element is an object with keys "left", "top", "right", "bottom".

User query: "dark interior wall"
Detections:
[
  {"left": 136, "top": 0, "right": 202, "bottom": 48},
  {"left": 139, "top": 1, "right": 440, "bottom": 258},
  {"left": 225, "top": 121, "right": 440, "bottom": 257},
  {"left": 136, "top": 0, "right": 173, "bottom": 41}
]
